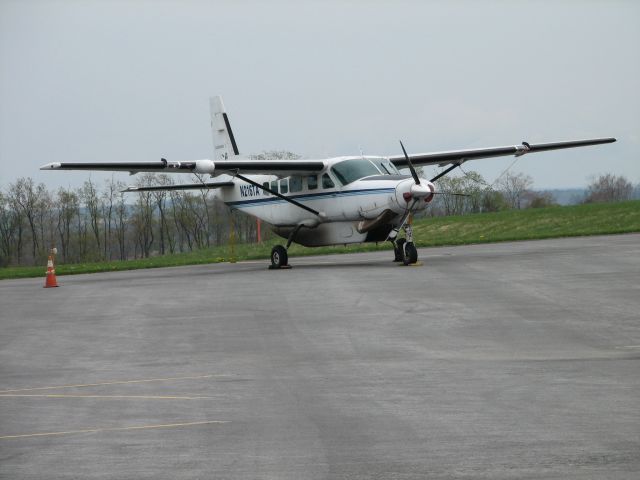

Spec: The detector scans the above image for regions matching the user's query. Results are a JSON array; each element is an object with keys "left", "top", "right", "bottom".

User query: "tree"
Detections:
[
  {"left": 101, "top": 178, "right": 124, "bottom": 260},
  {"left": 81, "top": 179, "right": 102, "bottom": 259},
  {"left": 249, "top": 150, "right": 301, "bottom": 160},
  {"left": 150, "top": 175, "right": 174, "bottom": 255},
  {"left": 114, "top": 188, "right": 129, "bottom": 260},
  {"left": 481, "top": 190, "right": 509, "bottom": 212},
  {"left": 429, "top": 171, "right": 491, "bottom": 216},
  {"left": 496, "top": 172, "right": 533, "bottom": 209},
  {"left": 55, "top": 187, "right": 79, "bottom": 263},
  {"left": 525, "top": 191, "right": 557, "bottom": 209},
  {"left": 583, "top": 174, "right": 633, "bottom": 203},
  {"left": 9, "top": 178, "right": 48, "bottom": 263},
  {"left": 131, "top": 174, "right": 156, "bottom": 258},
  {"left": 0, "top": 192, "right": 21, "bottom": 266}
]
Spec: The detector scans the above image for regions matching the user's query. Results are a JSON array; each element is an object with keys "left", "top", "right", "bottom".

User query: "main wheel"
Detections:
[
  {"left": 394, "top": 238, "right": 406, "bottom": 262},
  {"left": 271, "top": 245, "right": 288, "bottom": 268},
  {"left": 403, "top": 242, "right": 418, "bottom": 265}
]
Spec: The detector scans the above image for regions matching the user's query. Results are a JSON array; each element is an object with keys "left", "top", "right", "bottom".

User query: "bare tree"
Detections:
[
  {"left": 497, "top": 172, "right": 533, "bottom": 209},
  {"left": 81, "top": 179, "right": 102, "bottom": 259},
  {"left": 249, "top": 150, "right": 301, "bottom": 160},
  {"left": 114, "top": 188, "right": 128, "bottom": 260},
  {"left": 192, "top": 173, "right": 212, "bottom": 248},
  {"left": 150, "top": 175, "right": 174, "bottom": 255},
  {"left": 583, "top": 174, "right": 633, "bottom": 203},
  {"left": 55, "top": 187, "right": 79, "bottom": 262},
  {"left": 0, "top": 192, "right": 22, "bottom": 266},
  {"left": 9, "top": 178, "right": 48, "bottom": 263},
  {"left": 132, "top": 174, "right": 156, "bottom": 258},
  {"left": 101, "top": 178, "right": 123, "bottom": 260}
]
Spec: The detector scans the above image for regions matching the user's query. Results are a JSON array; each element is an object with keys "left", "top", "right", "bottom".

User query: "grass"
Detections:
[{"left": 1, "top": 200, "right": 639, "bottom": 280}]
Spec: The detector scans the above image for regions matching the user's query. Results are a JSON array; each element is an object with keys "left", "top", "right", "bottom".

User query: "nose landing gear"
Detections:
[{"left": 391, "top": 223, "right": 419, "bottom": 266}]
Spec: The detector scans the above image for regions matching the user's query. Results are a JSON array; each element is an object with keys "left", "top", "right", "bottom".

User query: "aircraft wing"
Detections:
[
  {"left": 389, "top": 138, "right": 616, "bottom": 168},
  {"left": 122, "top": 181, "right": 235, "bottom": 192},
  {"left": 40, "top": 159, "right": 326, "bottom": 177}
]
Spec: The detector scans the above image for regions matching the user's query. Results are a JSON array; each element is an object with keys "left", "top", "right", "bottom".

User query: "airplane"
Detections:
[{"left": 40, "top": 96, "right": 616, "bottom": 269}]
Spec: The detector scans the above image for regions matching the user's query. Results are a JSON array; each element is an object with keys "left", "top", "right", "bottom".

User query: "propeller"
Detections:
[
  {"left": 399, "top": 140, "right": 421, "bottom": 185},
  {"left": 399, "top": 141, "right": 470, "bottom": 199}
]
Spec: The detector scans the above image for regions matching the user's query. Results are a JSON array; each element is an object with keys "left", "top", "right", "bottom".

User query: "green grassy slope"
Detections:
[
  {"left": 411, "top": 200, "right": 640, "bottom": 246},
  {"left": 1, "top": 200, "right": 638, "bottom": 280}
]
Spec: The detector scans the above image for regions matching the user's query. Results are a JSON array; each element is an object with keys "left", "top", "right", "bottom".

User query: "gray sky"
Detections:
[{"left": 1, "top": 0, "right": 638, "bottom": 190}]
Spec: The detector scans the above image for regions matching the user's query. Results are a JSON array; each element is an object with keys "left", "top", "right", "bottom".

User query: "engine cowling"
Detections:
[{"left": 394, "top": 179, "right": 435, "bottom": 208}]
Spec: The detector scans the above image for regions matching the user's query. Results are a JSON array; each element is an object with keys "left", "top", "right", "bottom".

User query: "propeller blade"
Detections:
[
  {"left": 399, "top": 140, "right": 421, "bottom": 185},
  {"left": 432, "top": 192, "right": 470, "bottom": 197}
]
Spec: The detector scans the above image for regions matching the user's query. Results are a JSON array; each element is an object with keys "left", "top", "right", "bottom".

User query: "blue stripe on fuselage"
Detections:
[{"left": 226, "top": 188, "right": 395, "bottom": 208}]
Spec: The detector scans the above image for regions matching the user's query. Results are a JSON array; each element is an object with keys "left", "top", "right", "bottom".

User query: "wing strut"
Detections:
[
  {"left": 430, "top": 163, "right": 461, "bottom": 183},
  {"left": 233, "top": 173, "right": 322, "bottom": 217}
]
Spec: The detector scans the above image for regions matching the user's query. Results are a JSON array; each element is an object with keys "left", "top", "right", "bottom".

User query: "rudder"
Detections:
[{"left": 210, "top": 96, "right": 240, "bottom": 160}]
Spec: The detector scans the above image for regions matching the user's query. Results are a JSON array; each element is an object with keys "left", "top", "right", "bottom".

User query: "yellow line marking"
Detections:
[
  {"left": 0, "top": 374, "right": 230, "bottom": 394},
  {"left": 0, "top": 420, "right": 228, "bottom": 440},
  {"left": 0, "top": 394, "right": 211, "bottom": 400}
]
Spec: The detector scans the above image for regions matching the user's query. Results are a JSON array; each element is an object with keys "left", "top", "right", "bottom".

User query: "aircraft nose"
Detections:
[{"left": 394, "top": 179, "right": 435, "bottom": 208}]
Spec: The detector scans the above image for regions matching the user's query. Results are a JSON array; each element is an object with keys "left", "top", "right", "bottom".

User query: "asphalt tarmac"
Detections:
[{"left": 1, "top": 234, "right": 639, "bottom": 479}]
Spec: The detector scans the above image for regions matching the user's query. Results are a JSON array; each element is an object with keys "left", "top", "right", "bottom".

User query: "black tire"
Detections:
[
  {"left": 403, "top": 242, "right": 418, "bottom": 265},
  {"left": 271, "top": 245, "right": 288, "bottom": 268},
  {"left": 394, "top": 238, "right": 406, "bottom": 262}
]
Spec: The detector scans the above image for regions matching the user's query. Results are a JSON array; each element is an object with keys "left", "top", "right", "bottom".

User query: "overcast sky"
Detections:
[{"left": 1, "top": 0, "right": 638, "bottom": 190}]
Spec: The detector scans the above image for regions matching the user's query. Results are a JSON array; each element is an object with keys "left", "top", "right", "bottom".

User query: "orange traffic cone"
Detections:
[{"left": 44, "top": 255, "right": 58, "bottom": 288}]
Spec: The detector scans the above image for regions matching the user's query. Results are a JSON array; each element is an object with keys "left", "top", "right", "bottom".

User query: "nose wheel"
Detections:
[
  {"left": 392, "top": 223, "right": 419, "bottom": 265},
  {"left": 402, "top": 241, "right": 418, "bottom": 265},
  {"left": 393, "top": 238, "right": 406, "bottom": 262}
]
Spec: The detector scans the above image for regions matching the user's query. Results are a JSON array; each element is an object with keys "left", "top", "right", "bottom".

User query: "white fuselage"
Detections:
[{"left": 211, "top": 156, "right": 434, "bottom": 246}]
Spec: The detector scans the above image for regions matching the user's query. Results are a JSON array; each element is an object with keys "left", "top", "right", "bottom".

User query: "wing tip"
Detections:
[{"left": 40, "top": 162, "right": 61, "bottom": 170}]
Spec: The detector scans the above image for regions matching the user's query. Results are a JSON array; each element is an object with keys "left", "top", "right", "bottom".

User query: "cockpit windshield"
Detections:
[
  {"left": 331, "top": 157, "right": 400, "bottom": 185},
  {"left": 369, "top": 157, "right": 400, "bottom": 175}
]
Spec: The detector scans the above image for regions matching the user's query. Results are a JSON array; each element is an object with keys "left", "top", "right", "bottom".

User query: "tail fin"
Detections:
[{"left": 209, "top": 96, "right": 240, "bottom": 160}]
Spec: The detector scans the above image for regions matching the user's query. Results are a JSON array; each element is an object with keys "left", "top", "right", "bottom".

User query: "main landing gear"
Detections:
[
  {"left": 270, "top": 224, "right": 304, "bottom": 269},
  {"left": 270, "top": 245, "right": 290, "bottom": 269},
  {"left": 391, "top": 224, "right": 419, "bottom": 266}
]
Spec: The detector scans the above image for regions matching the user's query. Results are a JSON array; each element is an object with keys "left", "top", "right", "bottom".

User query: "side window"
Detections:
[
  {"left": 262, "top": 182, "right": 270, "bottom": 195},
  {"left": 280, "top": 178, "right": 289, "bottom": 194},
  {"left": 307, "top": 175, "right": 318, "bottom": 190},
  {"left": 270, "top": 180, "right": 278, "bottom": 193},
  {"left": 290, "top": 176, "right": 302, "bottom": 193},
  {"left": 322, "top": 173, "right": 335, "bottom": 189}
]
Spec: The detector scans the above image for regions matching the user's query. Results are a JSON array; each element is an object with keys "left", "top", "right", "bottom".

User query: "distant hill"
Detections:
[{"left": 539, "top": 185, "right": 640, "bottom": 205}]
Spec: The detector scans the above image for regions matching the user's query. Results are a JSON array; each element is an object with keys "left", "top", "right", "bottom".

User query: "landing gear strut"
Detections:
[
  {"left": 270, "top": 224, "right": 304, "bottom": 270},
  {"left": 393, "top": 238, "right": 406, "bottom": 262}
]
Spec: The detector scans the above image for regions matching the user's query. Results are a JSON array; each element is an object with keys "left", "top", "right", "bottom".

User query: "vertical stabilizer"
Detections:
[{"left": 210, "top": 96, "right": 240, "bottom": 160}]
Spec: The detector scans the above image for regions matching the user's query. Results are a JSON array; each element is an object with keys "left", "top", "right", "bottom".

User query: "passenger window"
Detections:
[
  {"left": 262, "top": 182, "right": 270, "bottom": 195},
  {"left": 270, "top": 180, "right": 278, "bottom": 193},
  {"left": 307, "top": 175, "right": 318, "bottom": 190},
  {"left": 290, "top": 176, "right": 302, "bottom": 193},
  {"left": 322, "top": 173, "right": 335, "bottom": 189},
  {"left": 280, "top": 178, "right": 289, "bottom": 194}
]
